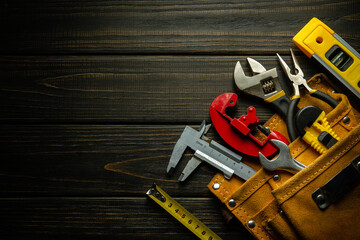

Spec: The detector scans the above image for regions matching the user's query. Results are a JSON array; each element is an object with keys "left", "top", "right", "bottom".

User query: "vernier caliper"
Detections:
[{"left": 166, "top": 121, "right": 256, "bottom": 182}]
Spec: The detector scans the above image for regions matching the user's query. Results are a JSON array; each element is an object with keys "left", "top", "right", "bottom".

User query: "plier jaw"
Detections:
[
  {"left": 277, "top": 49, "right": 339, "bottom": 143},
  {"left": 277, "top": 49, "right": 313, "bottom": 97}
]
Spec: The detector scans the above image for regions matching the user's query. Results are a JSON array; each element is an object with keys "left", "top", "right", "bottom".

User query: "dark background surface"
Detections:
[{"left": 1, "top": 1, "right": 359, "bottom": 239}]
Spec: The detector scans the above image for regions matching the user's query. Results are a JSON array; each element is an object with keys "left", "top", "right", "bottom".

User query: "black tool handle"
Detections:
[
  {"left": 268, "top": 94, "right": 292, "bottom": 119},
  {"left": 310, "top": 90, "right": 338, "bottom": 108},
  {"left": 286, "top": 97, "right": 300, "bottom": 142}
]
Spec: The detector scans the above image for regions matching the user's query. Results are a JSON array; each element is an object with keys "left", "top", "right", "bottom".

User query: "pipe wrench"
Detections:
[
  {"left": 210, "top": 93, "right": 289, "bottom": 157},
  {"left": 166, "top": 121, "right": 256, "bottom": 182}
]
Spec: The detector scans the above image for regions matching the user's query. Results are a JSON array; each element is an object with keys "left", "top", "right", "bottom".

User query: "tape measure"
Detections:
[
  {"left": 293, "top": 17, "right": 360, "bottom": 100},
  {"left": 146, "top": 184, "right": 222, "bottom": 240}
]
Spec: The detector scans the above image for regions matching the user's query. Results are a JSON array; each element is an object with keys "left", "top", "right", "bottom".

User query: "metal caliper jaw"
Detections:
[
  {"left": 234, "top": 58, "right": 283, "bottom": 100},
  {"left": 166, "top": 120, "right": 208, "bottom": 176},
  {"left": 166, "top": 121, "right": 256, "bottom": 182}
]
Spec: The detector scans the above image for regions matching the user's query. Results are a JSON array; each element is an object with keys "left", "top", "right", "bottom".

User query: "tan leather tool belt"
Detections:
[{"left": 208, "top": 74, "right": 360, "bottom": 239}]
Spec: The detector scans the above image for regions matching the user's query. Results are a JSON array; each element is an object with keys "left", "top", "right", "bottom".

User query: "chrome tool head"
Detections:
[
  {"left": 276, "top": 49, "right": 312, "bottom": 96},
  {"left": 234, "top": 58, "right": 283, "bottom": 100},
  {"left": 166, "top": 121, "right": 255, "bottom": 182},
  {"left": 258, "top": 139, "right": 306, "bottom": 173},
  {"left": 247, "top": 57, "right": 267, "bottom": 74},
  {"left": 166, "top": 121, "right": 207, "bottom": 175}
]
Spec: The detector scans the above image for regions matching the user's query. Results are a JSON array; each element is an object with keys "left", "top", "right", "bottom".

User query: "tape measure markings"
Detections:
[{"left": 146, "top": 184, "right": 222, "bottom": 240}]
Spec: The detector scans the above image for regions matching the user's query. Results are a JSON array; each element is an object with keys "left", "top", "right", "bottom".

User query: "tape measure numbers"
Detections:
[
  {"left": 293, "top": 17, "right": 360, "bottom": 100},
  {"left": 146, "top": 184, "right": 222, "bottom": 240}
]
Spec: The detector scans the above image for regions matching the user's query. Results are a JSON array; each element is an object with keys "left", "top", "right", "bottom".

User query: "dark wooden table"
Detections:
[{"left": 1, "top": 1, "right": 359, "bottom": 239}]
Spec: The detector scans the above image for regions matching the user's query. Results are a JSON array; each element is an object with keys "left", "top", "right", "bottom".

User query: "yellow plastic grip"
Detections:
[
  {"left": 264, "top": 90, "right": 286, "bottom": 103},
  {"left": 302, "top": 111, "right": 339, "bottom": 154}
]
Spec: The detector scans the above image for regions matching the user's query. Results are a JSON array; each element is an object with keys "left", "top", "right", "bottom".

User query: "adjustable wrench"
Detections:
[{"left": 234, "top": 58, "right": 291, "bottom": 119}]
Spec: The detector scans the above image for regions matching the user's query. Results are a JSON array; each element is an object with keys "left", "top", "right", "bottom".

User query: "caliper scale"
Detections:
[{"left": 166, "top": 121, "right": 256, "bottom": 182}]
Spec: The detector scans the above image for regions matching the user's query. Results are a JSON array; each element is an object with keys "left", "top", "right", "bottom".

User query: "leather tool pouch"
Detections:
[{"left": 208, "top": 74, "right": 360, "bottom": 239}]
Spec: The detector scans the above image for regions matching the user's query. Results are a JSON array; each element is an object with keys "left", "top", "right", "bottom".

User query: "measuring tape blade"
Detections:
[{"left": 146, "top": 184, "right": 222, "bottom": 240}]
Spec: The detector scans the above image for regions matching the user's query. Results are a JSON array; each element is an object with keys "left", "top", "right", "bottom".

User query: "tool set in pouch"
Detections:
[
  {"left": 208, "top": 74, "right": 360, "bottom": 239},
  {"left": 160, "top": 17, "right": 360, "bottom": 240}
]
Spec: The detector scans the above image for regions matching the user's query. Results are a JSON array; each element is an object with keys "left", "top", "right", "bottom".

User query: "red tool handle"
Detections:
[{"left": 210, "top": 93, "right": 289, "bottom": 157}]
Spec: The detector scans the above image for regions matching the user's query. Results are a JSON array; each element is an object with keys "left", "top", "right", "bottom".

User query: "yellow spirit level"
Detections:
[
  {"left": 146, "top": 184, "right": 222, "bottom": 240},
  {"left": 293, "top": 17, "right": 360, "bottom": 99}
]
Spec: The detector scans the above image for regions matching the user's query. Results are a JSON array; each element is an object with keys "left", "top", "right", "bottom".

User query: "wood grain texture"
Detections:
[
  {"left": 0, "top": 55, "right": 321, "bottom": 123},
  {"left": 0, "top": 197, "right": 254, "bottom": 239},
  {"left": 0, "top": 0, "right": 359, "bottom": 54},
  {"left": 0, "top": 124, "right": 245, "bottom": 197},
  {"left": 1, "top": 0, "right": 359, "bottom": 239}
]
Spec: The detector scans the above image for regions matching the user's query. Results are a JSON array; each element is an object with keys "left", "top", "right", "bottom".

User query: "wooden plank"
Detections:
[
  {"left": 0, "top": 1, "right": 359, "bottom": 54},
  {"left": 0, "top": 197, "right": 254, "bottom": 239},
  {"left": 1, "top": 124, "right": 256, "bottom": 197},
  {"left": 0, "top": 55, "right": 322, "bottom": 123}
]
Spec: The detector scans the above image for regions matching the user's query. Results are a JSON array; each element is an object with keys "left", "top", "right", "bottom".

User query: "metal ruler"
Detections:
[{"left": 146, "top": 184, "right": 222, "bottom": 240}]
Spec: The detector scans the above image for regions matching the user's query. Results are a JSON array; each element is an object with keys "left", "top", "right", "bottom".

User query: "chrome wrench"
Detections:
[{"left": 258, "top": 139, "right": 306, "bottom": 173}]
